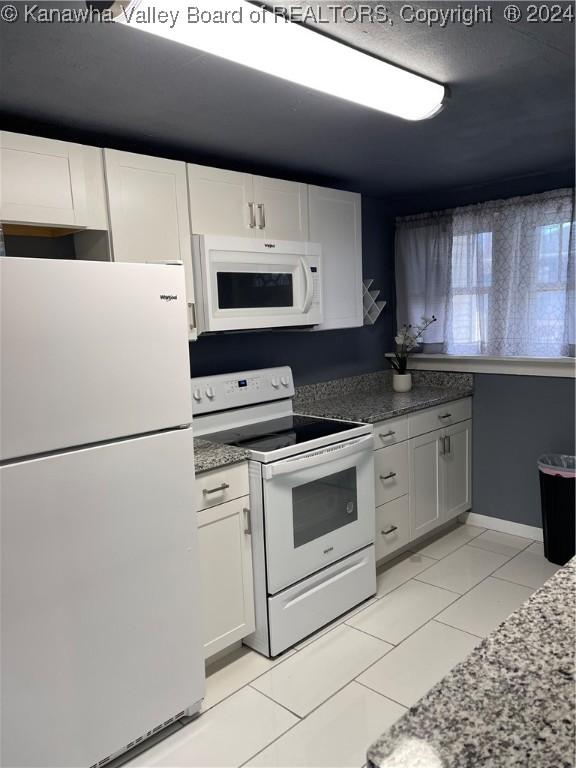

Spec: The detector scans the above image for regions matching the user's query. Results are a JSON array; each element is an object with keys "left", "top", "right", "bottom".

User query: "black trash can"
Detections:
[{"left": 538, "top": 454, "right": 576, "bottom": 566}]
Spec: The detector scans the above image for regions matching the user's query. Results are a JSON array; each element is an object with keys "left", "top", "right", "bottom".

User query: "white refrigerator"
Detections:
[{"left": 0, "top": 258, "right": 205, "bottom": 767}]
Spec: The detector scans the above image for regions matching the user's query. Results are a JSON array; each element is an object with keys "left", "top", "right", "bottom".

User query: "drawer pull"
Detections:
[
  {"left": 381, "top": 525, "right": 398, "bottom": 536},
  {"left": 243, "top": 507, "right": 251, "bottom": 535},
  {"left": 439, "top": 413, "right": 452, "bottom": 420},
  {"left": 379, "top": 430, "right": 396, "bottom": 438},
  {"left": 202, "top": 482, "right": 230, "bottom": 495},
  {"left": 379, "top": 471, "right": 397, "bottom": 480}
]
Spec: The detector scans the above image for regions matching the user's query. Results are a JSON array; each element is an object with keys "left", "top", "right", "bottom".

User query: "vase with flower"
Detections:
[{"left": 389, "top": 316, "right": 437, "bottom": 392}]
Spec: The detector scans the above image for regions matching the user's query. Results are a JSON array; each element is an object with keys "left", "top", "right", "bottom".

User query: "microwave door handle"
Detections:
[
  {"left": 262, "top": 434, "right": 373, "bottom": 480},
  {"left": 300, "top": 256, "right": 314, "bottom": 313}
]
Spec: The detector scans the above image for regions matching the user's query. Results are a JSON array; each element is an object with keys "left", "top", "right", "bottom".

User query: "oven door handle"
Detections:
[
  {"left": 262, "top": 434, "right": 373, "bottom": 480},
  {"left": 300, "top": 256, "right": 314, "bottom": 313}
]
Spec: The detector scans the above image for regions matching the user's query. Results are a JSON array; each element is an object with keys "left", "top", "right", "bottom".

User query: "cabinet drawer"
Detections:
[
  {"left": 195, "top": 463, "right": 249, "bottom": 511},
  {"left": 373, "top": 416, "right": 409, "bottom": 447},
  {"left": 374, "top": 441, "right": 408, "bottom": 505},
  {"left": 409, "top": 398, "right": 472, "bottom": 439},
  {"left": 268, "top": 545, "right": 375, "bottom": 656},
  {"left": 375, "top": 495, "right": 410, "bottom": 561}
]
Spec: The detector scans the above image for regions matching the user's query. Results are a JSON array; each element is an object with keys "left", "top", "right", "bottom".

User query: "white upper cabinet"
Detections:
[
  {"left": 187, "top": 164, "right": 309, "bottom": 241},
  {"left": 308, "top": 185, "right": 363, "bottom": 330},
  {"left": 187, "top": 164, "right": 254, "bottom": 237},
  {"left": 0, "top": 131, "right": 107, "bottom": 229},
  {"left": 104, "top": 149, "right": 196, "bottom": 337},
  {"left": 252, "top": 175, "right": 309, "bottom": 241}
]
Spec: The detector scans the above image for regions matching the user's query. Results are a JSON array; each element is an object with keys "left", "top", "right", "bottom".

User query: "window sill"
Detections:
[{"left": 385, "top": 353, "right": 575, "bottom": 378}]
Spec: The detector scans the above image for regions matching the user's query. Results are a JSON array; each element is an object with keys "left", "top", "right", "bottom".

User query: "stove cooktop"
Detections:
[{"left": 204, "top": 414, "right": 362, "bottom": 454}]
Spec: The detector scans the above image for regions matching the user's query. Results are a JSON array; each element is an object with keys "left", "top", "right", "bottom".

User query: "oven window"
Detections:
[
  {"left": 292, "top": 468, "right": 358, "bottom": 549},
  {"left": 217, "top": 272, "right": 294, "bottom": 309}
]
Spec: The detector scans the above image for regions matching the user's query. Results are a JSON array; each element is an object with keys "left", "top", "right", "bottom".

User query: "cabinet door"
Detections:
[
  {"left": 442, "top": 419, "right": 472, "bottom": 522},
  {"left": 253, "top": 175, "right": 309, "bottom": 241},
  {"left": 197, "top": 497, "right": 255, "bottom": 660},
  {"left": 104, "top": 149, "right": 196, "bottom": 336},
  {"left": 1, "top": 131, "right": 88, "bottom": 227},
  {"left": 187, "top": 164, "right": 255, "bottom": 237},
  {"left": 309, "top": 186, "right": 363, "bottom": 330},
  {"left": 409, "top": 429, "right": 443, "bottom": 540}
]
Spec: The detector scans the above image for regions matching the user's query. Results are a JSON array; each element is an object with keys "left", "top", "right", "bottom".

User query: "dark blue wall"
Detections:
[
  {"left": 472, "top": 374, "right": 575, "bottom": 528},
  {"left": 189, "top": 197, "right": 396, "bottom": 385}
]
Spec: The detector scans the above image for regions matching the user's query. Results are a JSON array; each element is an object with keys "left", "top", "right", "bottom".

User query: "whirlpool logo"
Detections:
[
  {"left": 264, "top": 243, "right": 276, "bottom": 249},
  {"left": 160, "top": 294, "right": 178, "bottom": 302}
]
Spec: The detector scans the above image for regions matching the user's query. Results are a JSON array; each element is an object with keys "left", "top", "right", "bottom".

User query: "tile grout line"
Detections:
[
  {"left": 246, "top": 683, "right": 303, "bottom": 719},
  {"left": 354, "top": 678, "right": 410, "bottom": 711},
  {"left": 406, "top": 522, "right": 488, "bottom": 560},
  {"left": 411, "top": 538, "right": 532, "bottom": 594},
  {"left": 431, "top": 617, "right": 485, "bottom": 641},
  {"left": 350, "top": 538, "right": 540, "bottom": 672},
  {"left": 240, "top": 660, "right": 398, "bottom": 768},
  {"left": 344, "top": 586, "right": 462, "bottom": 653}
]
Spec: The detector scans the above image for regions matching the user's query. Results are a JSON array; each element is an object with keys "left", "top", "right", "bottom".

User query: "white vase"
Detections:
[{"left": 393, "top": 373, "right": 412, "bottom": 393}]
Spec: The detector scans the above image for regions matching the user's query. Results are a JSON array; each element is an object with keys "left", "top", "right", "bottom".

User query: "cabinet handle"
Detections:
[
  {"left": 243, "top": 507, "right": 251, "bottom": 535},
  {"left": 379, "top": 430, "right": 396, "bottom": 439},
  {"left": 379, "top": 472, "right": 397, "bottom": 480},
  {"left": 202, "top": 482, "right": 230, "bottom": 495},
  {"left": 257, "top": 203, "right": 266, "bottom": 229},
  {"left": 381, "top": 525, "right": 398, "bottom": 535},
  {"left": 439, "top": 413, "right": 452, "bottom": 420},
  {"left": 248, "top": 202, "right": 256, "bottom": 229},
  {"left": 446, "top": 435, "right": 451, "bottom": 454},
  {"left": 440, "top": 436, "right": 446, "bottom": 455},
  {"left": 187, "top": 301, "right": 196, "bottom": 332}
]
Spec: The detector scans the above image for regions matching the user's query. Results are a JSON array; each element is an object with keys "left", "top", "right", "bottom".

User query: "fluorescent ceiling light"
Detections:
[{"left": 113, "top": 1, "right": 445, "bottom": 121}]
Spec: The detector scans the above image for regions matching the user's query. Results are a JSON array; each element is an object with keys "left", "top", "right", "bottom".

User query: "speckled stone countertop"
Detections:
[
  {"left": 193, "top": 438, "right": 250, "bottom": 475},
  {"left": 294, "top": 370, "right": 473, "bottom": 424},
  {"left": 368, "top": 558, "right": 576, "bottom": 768}
]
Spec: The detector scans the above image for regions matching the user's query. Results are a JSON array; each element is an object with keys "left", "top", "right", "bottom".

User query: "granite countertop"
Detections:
[
  {"left": 194, "top": 438, "right": 250, "bottom": 475},
  {"left": 294, "top": 370, "right": 474, "bottom": 424},
  {"left": 368, "top": 558, "right": 576, "bottom": 768}
]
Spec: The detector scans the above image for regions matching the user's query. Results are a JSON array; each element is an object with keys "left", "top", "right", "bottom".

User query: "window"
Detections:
[{"left": 395, "top": 189, "right": 575, "bottom": 358}]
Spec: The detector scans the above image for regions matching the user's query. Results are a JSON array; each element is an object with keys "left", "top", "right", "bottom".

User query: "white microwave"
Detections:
[{"left": 192, "top": 235, "right": 323, "bottom": 333}]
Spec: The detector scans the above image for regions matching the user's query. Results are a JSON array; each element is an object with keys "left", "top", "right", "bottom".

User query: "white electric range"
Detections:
[{"left": 192, "top": 366, "right": 376, "bottom": 657}]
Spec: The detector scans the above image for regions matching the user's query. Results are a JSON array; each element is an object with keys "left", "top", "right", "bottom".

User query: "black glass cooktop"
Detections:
[{"left": 205, "top": 415, "right": 360, "bottom": 453}]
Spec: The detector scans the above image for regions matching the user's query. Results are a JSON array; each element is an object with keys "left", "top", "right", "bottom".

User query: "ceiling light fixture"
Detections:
[{"left": 110, "top": 0, "right": 446, "bottom": 121}]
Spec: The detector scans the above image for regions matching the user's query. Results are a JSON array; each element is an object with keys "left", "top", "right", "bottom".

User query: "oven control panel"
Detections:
[{"left": 191, "top": 366, "right": 295, "bottom": 414}]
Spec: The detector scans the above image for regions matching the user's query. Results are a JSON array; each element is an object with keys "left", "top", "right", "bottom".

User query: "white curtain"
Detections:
[{"left": 395, "top": 188, "right": 575, "bottom": 358}]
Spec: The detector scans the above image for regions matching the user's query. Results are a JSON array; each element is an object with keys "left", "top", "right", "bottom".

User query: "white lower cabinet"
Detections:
[
  {"left": 375, "top": 495, "right": 410, "bottom": 561},
  {"left": 373, "top": 399, "right": 472, "bottom": 562},
  {"left": 197, "top": 495, "right": 255, "bottom": 660},
  {"left": 409, "top": 429, "right": 444, "bottom": 540},
  {"left": 374, "top": 440, "right": 409, "bottom": 506},
  {"left": 443, "top": 419, "right": 472, "bottom": 519},
  {"left": 408, "top": 419, "right": 473, "bottom": 541}
]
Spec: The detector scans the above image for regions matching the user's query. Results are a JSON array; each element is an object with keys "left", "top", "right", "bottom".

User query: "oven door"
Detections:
[
  {"left": 261, "top": 435, "right": 375, "bottom": 594},
  {"left": 197, "top": 236, "right": 322, "bottom": 331}
]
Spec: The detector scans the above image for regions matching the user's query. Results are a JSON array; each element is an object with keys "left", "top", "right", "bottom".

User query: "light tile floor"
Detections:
[{"left": 126, "top": 524, "right": 559, "bottom": 768}]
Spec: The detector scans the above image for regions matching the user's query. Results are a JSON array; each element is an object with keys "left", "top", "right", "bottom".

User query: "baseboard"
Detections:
[{"left": 461, "top": 512, "right": 543, "bottom": 542}]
